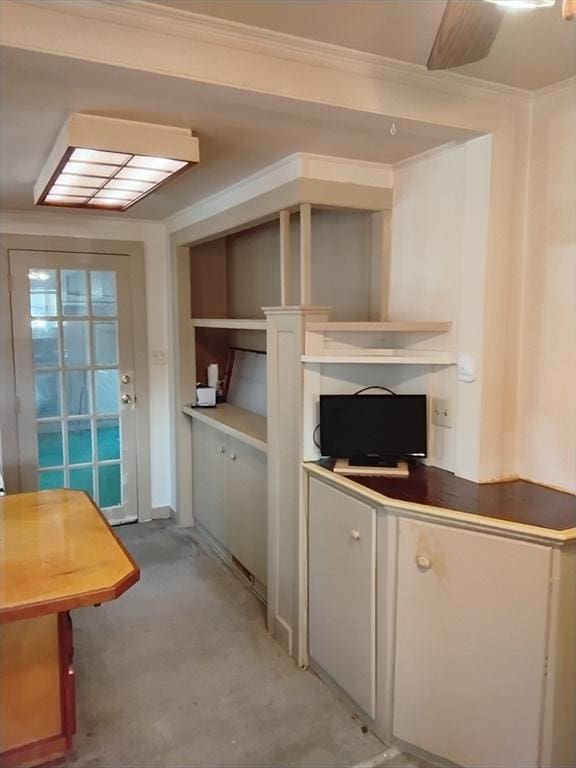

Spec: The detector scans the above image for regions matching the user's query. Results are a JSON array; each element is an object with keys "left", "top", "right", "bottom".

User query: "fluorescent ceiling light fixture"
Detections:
[
  {"left": 34, "top": 114, "right": 199, "bottom": 212},
  {"left": 484, "top": 0, "right": 555, "bottom": 7}
]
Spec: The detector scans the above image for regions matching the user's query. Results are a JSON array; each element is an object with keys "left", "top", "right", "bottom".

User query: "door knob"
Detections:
[
  {"left": 121, "top": 393, "right": 133, "bottom": 405},
  {"left": 415, "top": 554, "right": 432, "bottom": 571},
  {"left": 230, "top": 453, "right": 237, "bottom": 461},
  {"left": 121, "top": 374, "right": 131, "bottom": 384},
  {"left": 350, "top": 529, "right": 360, "bottom": 541}
]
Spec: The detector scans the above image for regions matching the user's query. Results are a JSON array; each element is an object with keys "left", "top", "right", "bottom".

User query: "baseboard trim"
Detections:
[
  {"left": 274, "top": 615, "right": 293, "bottom": 657},
  {"left": 193, "top": 521, "right": 268, "bottom": 606},
  {"left": 150, "top": 505, "right": 173, "bottom": 520}
]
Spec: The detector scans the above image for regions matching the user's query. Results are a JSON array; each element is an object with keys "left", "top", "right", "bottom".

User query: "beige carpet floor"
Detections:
[{"left": 64, "top": 520, "right": 429, "bottom": 768}]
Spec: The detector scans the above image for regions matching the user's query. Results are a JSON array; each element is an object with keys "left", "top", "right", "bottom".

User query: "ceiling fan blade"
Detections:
[
  {"left": 427, "top": 0, "right": 505, "bottom": 71},
  {"left": 562, "top": 0, "right": 575, "bottom": 20}
]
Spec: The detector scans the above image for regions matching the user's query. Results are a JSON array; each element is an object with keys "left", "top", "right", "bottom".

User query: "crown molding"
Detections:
[
  {"left": 165, "top": 154, "right": 301, "bottom": 233},
  {"left": 392, "top": 141, "right": 463, "bottom": 171},
  {"left": 165, "top": 152, "right": 393, "bottom": 233},
  {"left": 533, "top": 75, "right": 576, "bottom": 98},
  {"left": 0, "top": 208, "right": 164, "bottom": 234},
  {"left": 13, "top": 0, "right": 535, "bottom": 106}
]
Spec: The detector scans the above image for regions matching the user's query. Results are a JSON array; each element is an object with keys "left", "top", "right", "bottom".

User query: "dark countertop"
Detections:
[{"left": 313, "top": 461, "right": 576, "bottom": 532}]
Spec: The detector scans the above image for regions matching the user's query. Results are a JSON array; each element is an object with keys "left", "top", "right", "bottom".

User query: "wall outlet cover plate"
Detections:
[{"left": 432, "top": 397, "right": 452, "bottom": 428}]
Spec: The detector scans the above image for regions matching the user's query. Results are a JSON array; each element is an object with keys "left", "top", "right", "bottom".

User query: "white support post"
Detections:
[
  {"left": 279, "top": 209, "right": 291, "bottom": 306},
  {"left": 370, "top": 211, "right": 392, "bottom": 320},
  {"left": 299, "top": 203, "right": 312, "bottom": 305},
  {"left": 264, "top": 305, "right": 329, "bottom": 664},
  {"left": 174, "top": 245, "right": 196, "bottom": 527}
]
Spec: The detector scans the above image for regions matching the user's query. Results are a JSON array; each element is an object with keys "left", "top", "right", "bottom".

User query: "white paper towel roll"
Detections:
[{"left": 207, "top": 363, "right": 219, "bottom": 389}]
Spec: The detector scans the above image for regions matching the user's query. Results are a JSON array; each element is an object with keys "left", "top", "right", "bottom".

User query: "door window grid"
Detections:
[{"left": 31, "top": 268, "right": 123, "bottom": 508}]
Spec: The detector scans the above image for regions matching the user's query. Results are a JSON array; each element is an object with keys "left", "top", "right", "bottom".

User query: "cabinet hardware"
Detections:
[
  {"left": 415, "top": 554, "right": 432, "bottom": 571},
  {"left": 230, "top": 453, "right": 237, "bottom": 461},
  {"left": 218, "top": 445, "right": 226, "bottom": 453},
  {"left": 350, "top": 529, "right": 361, "bottom": 541}
]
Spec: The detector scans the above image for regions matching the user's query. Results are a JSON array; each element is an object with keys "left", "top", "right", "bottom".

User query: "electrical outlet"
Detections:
[
  {"left": 151, "top": 349, "right": 167, "bottom": 365},
  {"left": 432, "top": 397, "right": 452, "bottom": 428}
]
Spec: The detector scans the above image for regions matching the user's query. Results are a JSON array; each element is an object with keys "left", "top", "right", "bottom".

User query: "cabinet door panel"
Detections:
[
  {"left": 191, "top": 421, "right": 230, "bottom": 548},
  {"left": 393, "top": 518, "right": 551, "bottom": 768},
  {"left": 309, "top": 478, "right": 376, "bottom": 718},
  {"left": 229, "top": 438, "right": 267, "bottom": 585}
]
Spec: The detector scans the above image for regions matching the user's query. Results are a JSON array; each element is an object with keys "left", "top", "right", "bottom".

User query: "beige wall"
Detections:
[
  {"left": 310, "top": 209, "right": 372, "bottom": 320},
  {"left": 389, "top": 145, "right": 465, "bottom": 324},
  {"left": 226, "top": 209, "right": 373, "bottom": 319},
  {"left": 388, "top": 137, "right": 492, "bottom": 478},
  {"left": 517, "top": 84, "right": 576, "bottom": 493},
  {"left": 227, "top": 221, "right": 281, "bottom": 317}
]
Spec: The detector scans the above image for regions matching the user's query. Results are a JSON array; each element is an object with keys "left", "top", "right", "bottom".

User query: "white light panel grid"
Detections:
[{"left": 42, "top": 149, "right": 190, "bottom": 211}]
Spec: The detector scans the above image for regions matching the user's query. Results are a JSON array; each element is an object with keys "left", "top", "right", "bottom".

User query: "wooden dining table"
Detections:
[{"left": 0, "top": 489, "right": 139, "bottom": 768}]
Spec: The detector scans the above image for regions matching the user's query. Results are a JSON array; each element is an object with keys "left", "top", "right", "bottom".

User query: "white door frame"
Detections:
[{"left": 0, "top": 234, "right": 151, "bottom": 523}]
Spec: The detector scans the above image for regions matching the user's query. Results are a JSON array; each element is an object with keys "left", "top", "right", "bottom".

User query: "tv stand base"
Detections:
[{"left": 333, "top": 458, "right": 409, "bottom": 478}]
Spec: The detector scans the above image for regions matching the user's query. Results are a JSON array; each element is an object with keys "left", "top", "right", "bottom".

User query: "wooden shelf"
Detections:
[
  {"left": 302, "top": 352, "right": 455, "bottom": 365},
  {"left": 191, "top": 318, "right": 266, "bottom": 330},
  {"left": 182, "top": 402, "right": 267, "bottom": 452},
  {"left": 306, "top": 321, "right": 452, "bottom": 333}
]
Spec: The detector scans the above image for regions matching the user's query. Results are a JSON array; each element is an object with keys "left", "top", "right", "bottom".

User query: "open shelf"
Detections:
[
  {"left": 306, "top": 321, "right": 452, "bottom": 333},
  {"left": 182, "top": 402, "right": 267, "bottom": 452},
  {"left": 191, "top": 318, "right": 266, "bottom": 331},
  {"left": 302, "top": 351, "right": 455, "bottom": 365},
  {"left": 304, "top": 319, "right": 453, "bottom": 363}
]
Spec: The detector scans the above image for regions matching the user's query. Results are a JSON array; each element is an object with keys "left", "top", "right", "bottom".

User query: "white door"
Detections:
[
  {"left": 10, "top": 251, "right": 138, "bottom": 524},
  {"left": 393, "top": 517, "right": 551, "bottom": 768},
  {"left": 308, "top": 478, "right": 376, "bottom": 718}
]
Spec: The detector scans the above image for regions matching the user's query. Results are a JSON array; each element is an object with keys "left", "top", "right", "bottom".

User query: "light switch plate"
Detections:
[
  {"left": 432, "top": 397, "right": 452, "bottom": 428},
  {"left": 151, "top": 349, "right": 167, "bottom": 365}
]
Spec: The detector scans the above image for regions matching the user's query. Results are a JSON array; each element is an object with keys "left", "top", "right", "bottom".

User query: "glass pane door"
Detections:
[
  {"left": 31, "top": 267, "right": 123, "bottom": 508},
  {"left": 11, "top": 251, "right": 138, "bottom": 525}
]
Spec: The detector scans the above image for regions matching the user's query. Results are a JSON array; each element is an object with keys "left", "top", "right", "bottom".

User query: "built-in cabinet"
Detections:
[
  {"left": 308, "top": 479, "right": 376, "bottom": 718},
  {"left": 307, "top": 473, "right": 575, "bottom": 768},
  {"left": 191, "top": 419, "right": 231, "bottom": 548},
  {"left": 175, "top": 159, "right": 575, "bottom": 768},
  {"left": 394, "top": 518, "right": 551, "bottom": 768},
  {"left": 228, "top": 435, "right": 267, "bottom": 586},
  {"left": 192, "top": 419, "right": 267, "bottom": 590}
]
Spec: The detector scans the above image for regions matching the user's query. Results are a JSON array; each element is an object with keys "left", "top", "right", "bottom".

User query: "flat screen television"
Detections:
[{"left": 319, "top": 394, "right": 427, "bottom": 464}]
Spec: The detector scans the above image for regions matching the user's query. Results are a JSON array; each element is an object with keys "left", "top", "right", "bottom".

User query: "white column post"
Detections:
[
  {"left": 264, "top": 305, "right": 329, "bottom": 663},
  {"left": 279, "top": 209, "right": 291, "bottom": 306},
  {"left": 174, "top": 244, "right": 196, "bottom": 527},
  {"left": 370, "top": 210, "right": 392, "bottom": 320},
  {"left": 299, "top": 203, "right": 312, "bottom": 305}
]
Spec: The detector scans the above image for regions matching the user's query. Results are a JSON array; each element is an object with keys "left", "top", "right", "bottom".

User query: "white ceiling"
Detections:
[
  {"left": 0, "top": 47, "right": 479, "bottom": 220},
  {"left": 146, "top": 0, "right": 576, "bottom": 90}
]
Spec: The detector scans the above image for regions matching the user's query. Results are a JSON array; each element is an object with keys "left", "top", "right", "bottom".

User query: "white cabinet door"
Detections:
[
  {"left": 393, "top": 518, "right": 551, "bottom": 768},
  {"left": 191, "top": 420, "right": 230, "bottom": 548},
  {"left": 229, "top": 437, "right": 267, "bottom": 585},
  {"left": 309, "top": 478, "right": 376, "bottom": 718}
]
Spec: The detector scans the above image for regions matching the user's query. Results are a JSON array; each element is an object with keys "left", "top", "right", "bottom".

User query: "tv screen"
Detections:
[{"left": 319, "top": 394, "right": 427, "bottom": 459}]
